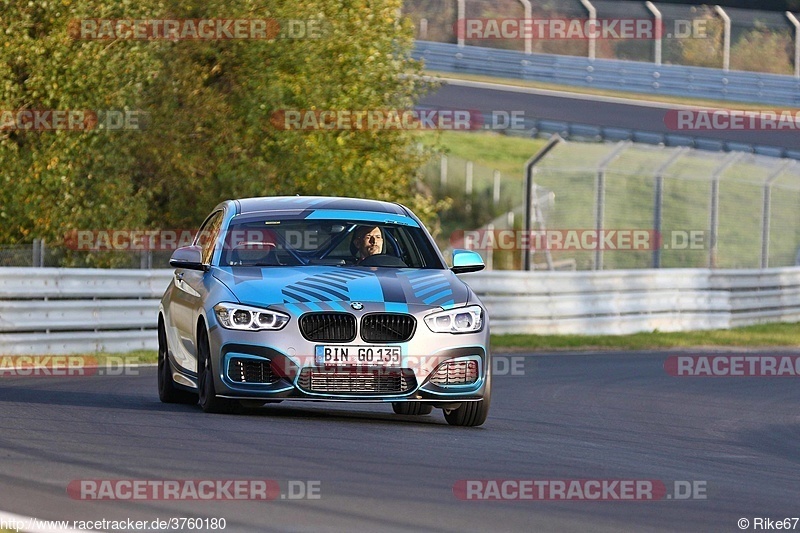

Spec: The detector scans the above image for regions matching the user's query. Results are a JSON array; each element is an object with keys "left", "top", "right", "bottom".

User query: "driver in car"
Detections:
[{"left": 353, "top": 225, "right": 384, "bottom": 263}]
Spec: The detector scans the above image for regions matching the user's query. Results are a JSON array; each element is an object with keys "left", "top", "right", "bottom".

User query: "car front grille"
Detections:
[
  {"left": 299, "top": 313, "right": 356, "bottom": 342},
  {"left": 360, "top": 313, "right": 416, "bottom": 342},
  {"left": 227, "top": 357, "right": 277, "bottom": 384},
  {"left": 430, "top": 360, "right": 479, "bottom": 386},
  {"left": 297, "top": 368, "right": 415, "bottom": 394}
]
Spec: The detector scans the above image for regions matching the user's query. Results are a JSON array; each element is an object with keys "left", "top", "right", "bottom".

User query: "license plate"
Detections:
[{"left": 315, "top": 345, "right": 402, "bottom": 366}]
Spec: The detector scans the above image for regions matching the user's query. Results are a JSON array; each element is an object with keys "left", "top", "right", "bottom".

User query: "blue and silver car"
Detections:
[{"left": 158, "top": 196, "right": 491, "bottom": 426}]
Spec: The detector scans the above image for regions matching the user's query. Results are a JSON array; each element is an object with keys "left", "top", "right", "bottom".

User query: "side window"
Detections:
[{"left": 195, "top": 211, "right": 224, "bottom": 265}]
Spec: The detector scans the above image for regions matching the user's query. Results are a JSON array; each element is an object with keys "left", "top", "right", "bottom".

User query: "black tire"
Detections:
[
  {"left": 392, "top": 402, "right": 433, "bottom": 416},
  {"left": 158, "top": 319, "right": 198, "bottom": 405},
  {"left": 197, "top": 325, "right": 240, "bottom": 414},
  {"left": 443, "top": 372, "right": 491, "bottom": 427}
]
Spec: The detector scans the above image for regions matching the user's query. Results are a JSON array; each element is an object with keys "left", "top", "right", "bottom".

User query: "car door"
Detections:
[{"left": 170, "top": 210, "right": 223, "bottom": 373}]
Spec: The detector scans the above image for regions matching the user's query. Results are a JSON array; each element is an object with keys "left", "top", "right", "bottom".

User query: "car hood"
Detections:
[{"left": 211, "top": 266, "right": 470, "bottom": 312}]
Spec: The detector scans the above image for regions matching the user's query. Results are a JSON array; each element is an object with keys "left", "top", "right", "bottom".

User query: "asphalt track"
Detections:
[
  {"left": 419, "top": 80, "right": 800, "bottom": 151},
  {"left": 1, "top": 351, "right": 798, "bottom": 532}
]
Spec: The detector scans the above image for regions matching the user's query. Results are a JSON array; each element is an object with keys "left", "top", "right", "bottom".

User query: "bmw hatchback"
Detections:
[{"left": 158, "top": 196, "right": 491, "bottom": 426}]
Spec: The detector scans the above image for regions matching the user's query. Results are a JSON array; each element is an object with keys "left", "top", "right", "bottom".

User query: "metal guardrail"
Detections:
[
  {"left": 0, "top": 269, "right": 171, "bottom": 355},
  {"left": 518, "top": 120, "right": 800, "bottom": 160},
  {"left": 413, "top": 41, "right": 800, "bottom": 107},
  {"left": 1, "top": 267, "right": 800, "bottom": 354},
  {"left": 463, "top": 267, "right": 800, "bottom": 335}
]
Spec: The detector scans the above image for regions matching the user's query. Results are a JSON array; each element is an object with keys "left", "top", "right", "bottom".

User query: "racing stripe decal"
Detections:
[
  {"left": 375, "top": 271, "right": 407, "bottom": 307},
  {"left": 282, "top": 289, "right": 311, "bottom": 303},
  {"left": 281, "top": 269, "right": 373, "bottom": 305},
  {"left": 295, "top": 280, "right": 349, "bottom": 301},
  {"left": 398, "top": 270, "right": 455, "bottom": 308}
]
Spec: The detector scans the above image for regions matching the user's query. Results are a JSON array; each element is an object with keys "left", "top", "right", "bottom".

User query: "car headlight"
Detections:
[
  {"left": 213, "top": 302, "right": 290, "bottom": 331},
  {"left": 424, "top": 305, "right": 483, "bottom": 334}
]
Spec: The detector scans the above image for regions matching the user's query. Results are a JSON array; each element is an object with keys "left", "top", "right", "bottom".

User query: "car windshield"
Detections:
[{"left": 219, "top": 217, "right": 443, "bottom": 269}]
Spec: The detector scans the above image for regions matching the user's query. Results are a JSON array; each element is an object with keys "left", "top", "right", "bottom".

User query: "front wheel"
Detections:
[
  {"left": 197, "top": 325, "right": 240, "bottom": 414},
  {"left": 443, "top": 373, "right": 491, "bottom": 427},
  {"left": 158, "top": 319, "right": 198, "bottom": 405}
]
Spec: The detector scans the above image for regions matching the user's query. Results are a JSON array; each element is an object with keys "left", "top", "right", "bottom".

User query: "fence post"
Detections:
[
  {"left": 419, "top": 18, "right": 428, "bottom": 41},
  {"left": 518, "top": 0, "right": 532, "bottom": 55},
  {"left": 787, "top": 12, "right": 800, "bottom": 78},
  {"left": 761, "top": 160, "right": 794, "bottom": 268},
  {"left": 440, "top": 155, "right": 448, "bottom": 188},
  {"left": 708, "top": 152, "right": 742, "bottom": 268},
  {"left": 532, "top": 187, "right": 555, "bottom": 271},
  {"left": 524, "top": 134, "right": 563, "bottom": 271},
  {"left": 493, "top": 170, "right": 501, "bottom": 206},
  {"left": 465, "top": 160, "right": 473, "bottom": 214},
  {"left": 32, "top": 238, "right": 40, "bottom": 267},
  {"left": 510, "top": 211, "right": 520, "bottom": 270},
  {"left": 594, "top": 141, "right": 631, "bottom": 271},
  {"left": 580, "top": 0, "right": 597, "bottom": 60},
  {"left": 652, "top": 147, "right": 688, "bottom": 268},
  {"left": 645, "top": 1, "right": 662, "bottom": 65},
  {"left": 457, "top": 0, "right": 465, "bottom": 48},
  {"left": 486, "top": 223, "right": 494, "bottom": 271},
  {"left": 714, "top": 5, "right": 731, "bottom": 71}
]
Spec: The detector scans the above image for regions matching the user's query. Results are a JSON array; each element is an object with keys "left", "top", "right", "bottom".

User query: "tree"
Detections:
[{"left": 0, "top": 0, "right": 442, "bottom": 264}]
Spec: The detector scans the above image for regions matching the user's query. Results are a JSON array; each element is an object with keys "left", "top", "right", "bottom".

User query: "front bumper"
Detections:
[{"left": 206, "top": 321, "right": 490, "bottom": 403}]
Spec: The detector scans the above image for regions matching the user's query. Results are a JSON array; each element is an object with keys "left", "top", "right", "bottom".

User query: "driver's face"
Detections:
[{"left": 358, "top": 227, "right": 383, "bottom": 257}]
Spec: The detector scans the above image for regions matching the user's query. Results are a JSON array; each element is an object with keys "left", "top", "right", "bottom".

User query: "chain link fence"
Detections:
[
  {"left": 0, "top": 242, "right": 173, "bottom": 269},
  {"left": 6, "top": 139, "right": 800, "bottom": 271},
  {"left": 404, "top": 0, "right": 800, "bottom": 75},
  {"left": 425, "top": 139, "right": 800, "bottom": 270}
]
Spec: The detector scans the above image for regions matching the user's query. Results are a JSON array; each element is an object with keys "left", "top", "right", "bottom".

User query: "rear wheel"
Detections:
[
  {"left": 157, "top": 319, "right": 198, "bottom": 405},
  {"left": 197, "top": 325, "right": 239, "bottom": 414},
  {"left": 443, "top": 372, "right": 491, "bottom": 427},
  {"left": 392, "top": 402, "right": 433, "bottom": 416}
]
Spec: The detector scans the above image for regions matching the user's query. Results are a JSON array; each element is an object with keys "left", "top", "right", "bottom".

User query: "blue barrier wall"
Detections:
[{"left": 413, "top": 41, "right": 800, "bottom": 107}]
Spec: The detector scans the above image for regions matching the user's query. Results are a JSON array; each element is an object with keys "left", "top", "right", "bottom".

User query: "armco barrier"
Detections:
[
  {"left": 413, "top": 41, "right": 800, "bottom": 107},
  {"left": 0, "top": 268, "right": 172, "bottom": 355},
  {"left": 462, "top": 267, "right": 800, "bottom": 335},
  {"left": 1, "top": 267, "right": 799, "bottom": 354}
]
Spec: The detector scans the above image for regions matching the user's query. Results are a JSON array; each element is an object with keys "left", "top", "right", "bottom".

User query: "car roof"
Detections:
[{"left": 233, "top": 196, "right": 408, "bottom": 216}]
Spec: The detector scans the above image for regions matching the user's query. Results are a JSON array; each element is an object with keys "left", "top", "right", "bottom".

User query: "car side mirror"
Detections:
[
  {"left": 170, "top": 245, "right": 207, "bottom": 271},
  {"left": 451, "top": 249, "right": 485, "bottom": 274}
]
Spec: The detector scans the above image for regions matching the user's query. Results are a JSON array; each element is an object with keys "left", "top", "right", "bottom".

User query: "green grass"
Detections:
[
  {"left": 417, "top": 130, "right": 547, "bottom": 178},
  {"left": 60, "top": 350, "right": 156, "bottom": 364},
  {"left": 96, "top": 350, "right": 157, "bottom": 364},
  {"left": 492, "top": 322, "right": 800, "bottom": 352},
  {"left": 18, "top": 323, "right": 800, "bottom": 360}
]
